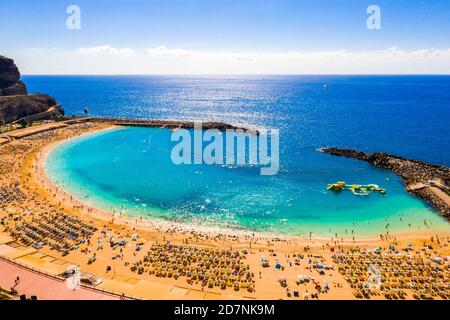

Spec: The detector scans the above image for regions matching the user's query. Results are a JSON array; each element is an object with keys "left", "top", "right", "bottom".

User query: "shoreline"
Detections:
[
  {"left": 37, "top": 127, "right": 289, "bottom": 242},
  {"left": 1, "top": 119, "right": 449, "bottom": 300},
  {"left": 37, "top": 124, "right": 445, "bottom": 243}
]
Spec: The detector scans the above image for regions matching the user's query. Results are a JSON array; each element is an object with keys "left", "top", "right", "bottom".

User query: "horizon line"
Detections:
[{"left": 22, "top": 73, "right": 450, "bottom": 76}]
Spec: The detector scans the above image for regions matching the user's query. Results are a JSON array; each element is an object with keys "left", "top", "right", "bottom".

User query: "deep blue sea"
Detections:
[{"left": 23, "top": 75, "right": 450, "bottom": 237}]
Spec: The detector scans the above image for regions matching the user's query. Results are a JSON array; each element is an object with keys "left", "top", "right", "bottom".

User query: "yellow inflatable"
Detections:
[{"left": 327, "top": 182, "right": 386, "bottom": 196}]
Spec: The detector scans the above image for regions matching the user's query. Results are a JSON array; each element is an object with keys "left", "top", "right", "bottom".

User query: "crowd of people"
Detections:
[
  {"left": 0, "top": 123, "right": 105, "bottom": 255},
  {"left": 132, "top": 242, "right": 255, "bottom": 292},
  {"left": 1, "top": 211, "right": 97, "bottom": 255},
  {"left": 333, "top": 242, "right": 450, "bottom": 300},
  {"left": 0, "top": 120, "right": 449, "bottom": 300},
  {"left": 0, "top": 183, "right": 25, "bottom": 208}
]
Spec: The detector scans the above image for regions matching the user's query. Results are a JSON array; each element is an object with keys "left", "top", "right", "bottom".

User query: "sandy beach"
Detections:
[{"left": 1, "top": 120, "right": 449, "bottom": 300}]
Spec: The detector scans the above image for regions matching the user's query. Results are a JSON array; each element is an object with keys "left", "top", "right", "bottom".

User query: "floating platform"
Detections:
[{"left": 327, "top": 181, "right": 386, "bottom": 196}]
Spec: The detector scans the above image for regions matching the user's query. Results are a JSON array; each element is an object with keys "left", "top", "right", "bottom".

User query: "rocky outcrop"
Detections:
[
  {"left": 90, "top": 117, "right": 261, "bottom": 134},
  {"left": 319, "top": 147, "right": 450, "bottom": 218},
  {"left": 413, "top": 187, "right": 450, "bottom": 218},
  {"left": 0, "top": 56, "right": 21, "bottom": 88},
  {"left": 319, "top": 148, "right": 370, "bottom": 162},
  {"left": 1, "top": 80, "right": 28, "bottom": 96},
  {"left": 0, "top": 94, "right": 63, "bottom": 124},
  {"left": 0, "top": 55, "right": 27, "bottom": 96},
  {"left": 0, "top": 55, "right": 62, "bottom": 124},
  {"left": 319, "top": 148, "right": 450, "bottom": 182}
]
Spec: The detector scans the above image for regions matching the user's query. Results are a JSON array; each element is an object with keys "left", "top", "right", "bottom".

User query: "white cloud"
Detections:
[
  {"left": 147, "top": 46, "right": 198, "bottom": 58},
  {"left": 76, "top": 45, "right": 136, "bottom": 56},
  {"left": 146, "top": 46, "right": 450, "bottom": 64},
  {"left": 5, "top": 46, "right": 450, "bottom": 74}
]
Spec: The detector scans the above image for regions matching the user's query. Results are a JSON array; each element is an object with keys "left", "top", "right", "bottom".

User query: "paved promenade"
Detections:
[{"left": 0, "top": 258, "right": 120, "bottom": 300}]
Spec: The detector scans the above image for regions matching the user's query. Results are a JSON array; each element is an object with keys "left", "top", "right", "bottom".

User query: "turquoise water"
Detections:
[
  {"left": 46, "top": 126, "right": 450, "bottom": 237},
  {"left": 28, "top": 75, "right": 449, "bottom": 237},
  {"left": 25, "top": 75, "right": 450, "bottom": 167}
]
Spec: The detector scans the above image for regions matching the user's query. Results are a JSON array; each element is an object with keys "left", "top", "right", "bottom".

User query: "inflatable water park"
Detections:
[{"left": 327, "top": 181, "right": 386, "bottom": 196}]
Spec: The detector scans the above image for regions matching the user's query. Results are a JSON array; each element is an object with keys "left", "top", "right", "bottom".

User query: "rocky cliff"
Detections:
[
  {"left": 0, "top": 94, "right": 62, "bottom": 124},
  {"left": 0, "top": 55, "right": 27, "bottom": 96},
  {"left": 0, "top": 55, "right": 63, "bottom": 124}
]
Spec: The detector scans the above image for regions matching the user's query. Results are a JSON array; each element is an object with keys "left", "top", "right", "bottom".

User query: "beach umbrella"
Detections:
[
  {"left": 279, "top": 276, "right": 286, "bottom": 282},
  {"left": 275, "top": 262, "right": 282, "bottom": 269},
  {"left": 297, "top": 275, "right": 307, "bottom": 282},
  {"left": 431, "top": 257, "right": 442, "bottom": 263}
]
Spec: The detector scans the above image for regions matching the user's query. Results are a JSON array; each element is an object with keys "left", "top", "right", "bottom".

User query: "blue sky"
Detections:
[{"left": 1, "top": 0, "right": 449, "bottom": 74}]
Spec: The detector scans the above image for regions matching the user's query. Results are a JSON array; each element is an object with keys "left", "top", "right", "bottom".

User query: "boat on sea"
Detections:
[{"left": 327, "top": 181, "right": 386, "bottom": 196}]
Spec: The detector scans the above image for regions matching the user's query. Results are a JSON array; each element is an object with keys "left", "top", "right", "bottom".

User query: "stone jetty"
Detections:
[
  {"left": 86, "top": 117, "right": 261, "bottom": 134},
  {"left": 319, "top": 147, "right": 450, "bottom": 219}
]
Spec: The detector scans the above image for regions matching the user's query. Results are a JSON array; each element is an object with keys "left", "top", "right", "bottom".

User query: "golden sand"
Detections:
[{"left": 1, "top": 121, "right": 449, "bottom": 300}]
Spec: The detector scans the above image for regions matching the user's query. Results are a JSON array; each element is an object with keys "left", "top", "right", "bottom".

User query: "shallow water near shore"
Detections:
[
  {"left": 28, "top": 75, "right": 450, "bottom": 237},
  {"left": 46, "top": 126, "right": 450, "bottom": 237}
]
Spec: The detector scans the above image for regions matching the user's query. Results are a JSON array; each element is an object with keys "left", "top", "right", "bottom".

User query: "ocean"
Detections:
[{"left": 24, "top": 75, "right": 450, "bottom": 237}]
